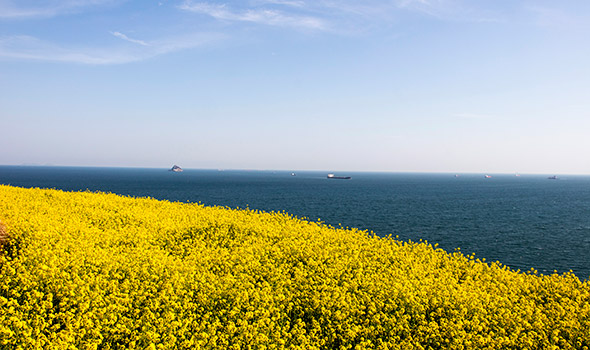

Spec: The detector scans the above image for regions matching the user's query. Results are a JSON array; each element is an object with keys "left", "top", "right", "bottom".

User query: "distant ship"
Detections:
[
  {"left": 484, "top": 175, "right": 492, "bottom": 178},
  {"left": 327, "top": 173, "right": 351, "bottom": 180},
  {"left": 169, "top": 165, "right": 183, "bottom": 172},
  {"left": 291, "top": 173, "right": 296, "bottom": 176},
  {"left": 548, "top": 175, "right": 558, "bottom": 180}
]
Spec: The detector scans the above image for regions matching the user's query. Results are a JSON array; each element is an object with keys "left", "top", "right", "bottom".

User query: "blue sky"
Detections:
[{"left": 1, "top": 0, "right": 589, "bottom": 173}]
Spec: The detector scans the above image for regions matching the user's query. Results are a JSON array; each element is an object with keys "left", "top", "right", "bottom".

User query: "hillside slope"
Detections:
[{"left": 1, "top": 185, "right": 589, "bottom": 349}]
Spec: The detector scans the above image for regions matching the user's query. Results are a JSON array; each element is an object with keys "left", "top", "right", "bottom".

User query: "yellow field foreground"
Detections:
[{"left": 1, "top": 185, "right": 589, "bottom": 349}]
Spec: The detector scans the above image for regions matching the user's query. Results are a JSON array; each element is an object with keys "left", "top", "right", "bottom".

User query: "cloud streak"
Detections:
[
  {"left": 177, "top": 0, "right": 504, "bottom": 36},
  {"left": 0, "top": 33, "right": 222, "bottom": 64},
  {"left": 0, "top": 0, "right": 516, "bottom": 65},
  {"left": 111, "top": 32, "right": 149, "bottom": 46},
  {"left": 394, "top": 0, "right": 502, "bottom": 22},
  {"left": 0, "top": 0, "right": 121, "bottom": 19},
  {"left": 178, "top": 1, "right": 326, "bottom": 30}
]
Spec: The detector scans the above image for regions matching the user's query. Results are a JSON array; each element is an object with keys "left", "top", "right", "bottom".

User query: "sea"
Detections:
[{"left": 1, "top": 166, "right": 589, "bottom": 280}]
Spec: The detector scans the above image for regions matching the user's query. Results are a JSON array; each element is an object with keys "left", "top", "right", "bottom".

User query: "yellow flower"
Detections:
[{"left": 0, "top": 184, "right": 589, "bottom": 349}]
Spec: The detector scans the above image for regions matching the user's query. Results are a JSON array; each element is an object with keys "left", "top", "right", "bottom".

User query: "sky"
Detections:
[{"left": 1, "top": 0, "right": 589, "bottom": 174}]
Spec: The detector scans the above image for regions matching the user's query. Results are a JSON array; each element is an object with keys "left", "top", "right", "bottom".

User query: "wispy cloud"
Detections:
[
  {"left": 394, "top": 0, "right": 502, "bottom": 22},
  {"left": 178, "top": 0, "right": 503, "bottom": 36},
  {"left": 0, "top": 33, "right": 222, "bottom": 64},
  {"left": 0, "top": 35, "right": 132, "bottom": 64},
  {"left": 0, "top": 0, "right": 514, "bottom": 65},
  {"left": 0, "top": 0, "right": 121, "bottom": 19},
  {"left": 254, "top": 0, "right": 306, "bottom": 7},
  {"left": 111, "top": 31, "right": 149, "bottom": 46},
  {"left": 178, "top": 1, "right": 326, "bottom": 30},
  {"left": 396, "top": 0, "right": 451, "bottom": 14}
]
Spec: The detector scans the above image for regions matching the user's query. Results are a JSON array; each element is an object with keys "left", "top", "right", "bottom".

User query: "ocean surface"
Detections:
[{"left": 1, "top": 166, "right": 589, "bottom": 280}]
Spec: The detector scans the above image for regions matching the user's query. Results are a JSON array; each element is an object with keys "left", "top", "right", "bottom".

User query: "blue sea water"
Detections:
[{"left": 1, "top": 166, "right": 589, "bottom": 280}]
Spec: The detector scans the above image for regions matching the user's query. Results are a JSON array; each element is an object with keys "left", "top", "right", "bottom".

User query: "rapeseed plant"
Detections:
[{"left": 0, "top": 185, "right": 589, "bottom": 349}]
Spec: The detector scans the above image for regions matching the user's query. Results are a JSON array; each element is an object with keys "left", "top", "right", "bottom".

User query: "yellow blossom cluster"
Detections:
[{"left": 1, "top": 184, "right": 589, "bottom": 349}]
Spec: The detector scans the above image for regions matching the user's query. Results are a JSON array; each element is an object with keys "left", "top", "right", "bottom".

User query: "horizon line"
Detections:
[{"left": 0, "top": 164, "right": 586, "bottom": 176}]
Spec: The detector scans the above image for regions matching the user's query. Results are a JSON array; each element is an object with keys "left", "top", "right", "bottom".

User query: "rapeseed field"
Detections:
[{"left": 1, "top": 184, "right": 589, "bottom": 349}]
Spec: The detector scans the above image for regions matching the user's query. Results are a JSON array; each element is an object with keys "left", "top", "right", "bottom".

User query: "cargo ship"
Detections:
[{"left": 327, "top": 173, "right": 351, "bottom": 180}]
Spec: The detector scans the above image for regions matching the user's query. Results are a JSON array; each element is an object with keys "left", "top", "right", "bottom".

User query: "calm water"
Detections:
[{"left": 1, "top": 166, "right": 589, "bottom": 280}]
